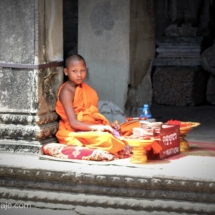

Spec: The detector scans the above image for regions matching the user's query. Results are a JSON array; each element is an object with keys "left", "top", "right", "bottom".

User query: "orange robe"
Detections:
[{"left": 56, "top": 82, "right": 161, "bottom": 154}]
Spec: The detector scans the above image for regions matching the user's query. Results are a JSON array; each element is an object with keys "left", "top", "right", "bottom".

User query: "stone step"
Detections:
[{"left": 0, "top": 188, "right": 214, "bottom": 214}]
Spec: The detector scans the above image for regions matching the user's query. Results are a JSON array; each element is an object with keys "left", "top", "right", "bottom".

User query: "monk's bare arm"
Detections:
[{"left": 59, "top": 87, "right": 113, "bottom": 133}]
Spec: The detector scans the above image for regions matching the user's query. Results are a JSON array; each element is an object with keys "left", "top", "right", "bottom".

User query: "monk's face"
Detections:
[{"left": 64, "top": 59, "right": 87, "bottom": 85}]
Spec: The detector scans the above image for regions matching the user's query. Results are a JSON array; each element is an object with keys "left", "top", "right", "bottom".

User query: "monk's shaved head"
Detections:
[{"left": 65, "top": 54, "right": 86, "bottom": 68}]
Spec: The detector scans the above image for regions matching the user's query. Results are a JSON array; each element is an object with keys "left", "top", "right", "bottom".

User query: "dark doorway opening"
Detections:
[{"left": 63, "top": 0, "right": 78, "bottom": 81}]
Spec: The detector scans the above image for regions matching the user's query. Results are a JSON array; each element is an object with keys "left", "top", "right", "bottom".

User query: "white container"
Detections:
[
  {"left": 132, "top": 127, "right": 155, "bottom": 137},
  {"left": 140, "top": 121, "right": 163, "bottom": 129}
]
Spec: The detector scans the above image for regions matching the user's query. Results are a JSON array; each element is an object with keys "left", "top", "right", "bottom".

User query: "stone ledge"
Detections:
[
  {"left": 0, "top": 164, "right": 215, "bottom": 194},
  {"left": 0, "top": 112, "right": 58, "bottom": 125},
  {"left": 0, "top": 160, "right": 215, "bottom": 207},
  {"left": 0, "top": 188, "right": 214, "bottom": 214},
  {"left": 0, "top": 139, "right": 57, "bottom": 155},
  {"left": 0, "top": 152, "right": 214, "bottom": 214},
  {"left": 0, "top": 177, "right": 214, "bottom": 203},
  {"left": 0, "top": 122, "right": 58, "bottom": 140}
]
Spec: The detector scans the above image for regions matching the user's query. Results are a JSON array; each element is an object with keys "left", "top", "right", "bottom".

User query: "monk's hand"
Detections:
[
  {"left": 91, "top": 125, "right": 113, "bottom": 134},
  {"left": 111, "top": 120, "right": 121, "bottom": 132},
  {"left": 102, "top": 125, "right": 114, "bottom": 134}
]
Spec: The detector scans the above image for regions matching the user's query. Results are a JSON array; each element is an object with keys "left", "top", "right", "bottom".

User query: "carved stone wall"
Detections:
[{"left": 0, "top": 0, "right": 63, "bottom": 152}]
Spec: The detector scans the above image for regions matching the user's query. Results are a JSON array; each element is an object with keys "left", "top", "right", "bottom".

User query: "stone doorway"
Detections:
[{"left": 63, "top": 0, "right": 78, "bottom": 60}]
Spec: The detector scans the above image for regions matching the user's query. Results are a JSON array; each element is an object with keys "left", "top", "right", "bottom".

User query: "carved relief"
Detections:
[
  {"left": 41, "top": 69, "right": 59, "bottom": 107},
  {"left": 0, "top": 112, "right": 58, "bottom": 125},
  {"left": 0, "top": 144, "right": 41, "bottom": 154},
  {"left": 0, "top": 177, "right": 214, "bottom": 203},
  {"left": 0, "top": 179, "right": 214, "bottom": 214},
  {"left": 0, "top": 67, "right": 62, "bottom": 143},
  {"left": 0, "top": 122, "right": 58, "bottom": 140},
  {"left": 38, "top": 67, "right": 63, "bottom": 114},
  {"left": 0, "top": 167, "right": 215, "bottom": 196},
  {"left": 0, "top": 165, "right": 215, "bottom": 214}
]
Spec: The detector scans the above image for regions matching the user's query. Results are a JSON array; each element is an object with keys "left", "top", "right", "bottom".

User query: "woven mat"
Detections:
[{"left": 39, "top": 141, "right": 215, "bottom": 168}]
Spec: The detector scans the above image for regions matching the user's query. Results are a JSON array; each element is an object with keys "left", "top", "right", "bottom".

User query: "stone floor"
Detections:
[
  {"left": 0, "top": 152, "right": 215, "bottom": 214},
  {"left": 0, "top": 103, "right": 215, "bottom": 214},
  {"left": 151, "top": 103, "right": 215, "bottom": 142}
]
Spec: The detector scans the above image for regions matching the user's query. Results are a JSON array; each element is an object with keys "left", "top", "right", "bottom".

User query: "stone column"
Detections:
[
  {"left": 0, "top": 0, "right": 63, "bottom": 154},
  {"left": 78, "top": 0, "right": 156, "bottom": 119}
]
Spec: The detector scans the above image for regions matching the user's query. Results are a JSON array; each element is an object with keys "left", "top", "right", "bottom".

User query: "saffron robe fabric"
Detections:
[{"left": 56, "top": 82, "right": 161, "bottom": 154}]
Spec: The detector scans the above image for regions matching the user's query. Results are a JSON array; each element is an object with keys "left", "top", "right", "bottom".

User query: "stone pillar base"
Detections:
[{"left": 0, "top": 138, "right": 57, "bottom": 155}]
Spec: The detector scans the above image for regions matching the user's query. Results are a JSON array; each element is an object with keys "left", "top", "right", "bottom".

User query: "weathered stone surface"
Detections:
[
  {"left": 0, "top": 68, "right": 33, "bottom": 111},
  {"left": 0, "top": 112, "right": 58, "bottom": 125},
  {"left": 78, "top": 0, "right": 130, "bottom": 111},
  {"left": 0, "top": 66, "right": 62, "bottom": 141},
  {"left": 78, "top": 0, "right": 155, "bottom": 113},
  {"left": 0, "top": 153, "right": 215, "bottom": 214},
  {"left": 0, "top": 0, "right": 63, "bottom": 145},
  {"left": 0, "top": 67, "right": 62, "bottom": 114},
  {"left": 164, "top": 0, "right": 210, "bottom": 37},
  {"left": 154, "top": 37, "right": 202, "bottom": 66},
  {"left": 125, "top": 61, "right": 153, "bottom": 117},
  {"left": 201, "top": 39, "right": 215, "bottom": 105},
  {"left": 153, "top": 67, "right": 206, "bottom": 106},
  {"left": 201, "top": 39, "right": 215, "bottom": 76},
  {"left": 206, "top": 75, "right": 215, "bottom": 105},
  {"left": 156, "top": 0, "right": 211, "bottom": 38},
  {"left": 0, "top": 140, "right": 42, "bottom": 154},
  {"left": 38, "top": 67, "right": 63, "bottom": 115},
  {"left": 0, "top": 0, "right": 35, "bottom": 64},
  {"left": 0, "top": 123, "right": 58, "bottom": 142},
  {"left": 99, "top": 100, "right": 126, "bottom": 123},
  {"left": 0, "top": 0, "right": 63, "bottom": 64}
]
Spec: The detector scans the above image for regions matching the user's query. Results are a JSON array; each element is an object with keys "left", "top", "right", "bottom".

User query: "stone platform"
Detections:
[{"left": 0, "top": 150, "right": 215, "bottom": 215}]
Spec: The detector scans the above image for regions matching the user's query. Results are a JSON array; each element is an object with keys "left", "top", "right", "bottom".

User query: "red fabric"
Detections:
[
  {"left": 42, "top": 143, "right": 132, "bottom": 161},
  {"left": 166, "top": 120, "right": 193, "bottom": 127}
]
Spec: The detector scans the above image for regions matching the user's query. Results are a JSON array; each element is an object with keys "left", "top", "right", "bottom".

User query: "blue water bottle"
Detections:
[{"left": 139, "top": 104, "right": 152, "bottom": 119}]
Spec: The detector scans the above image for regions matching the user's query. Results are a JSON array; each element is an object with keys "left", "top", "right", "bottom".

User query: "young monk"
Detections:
[{"left": 56, "top": 54, "right": 161, "bottom": 155}]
